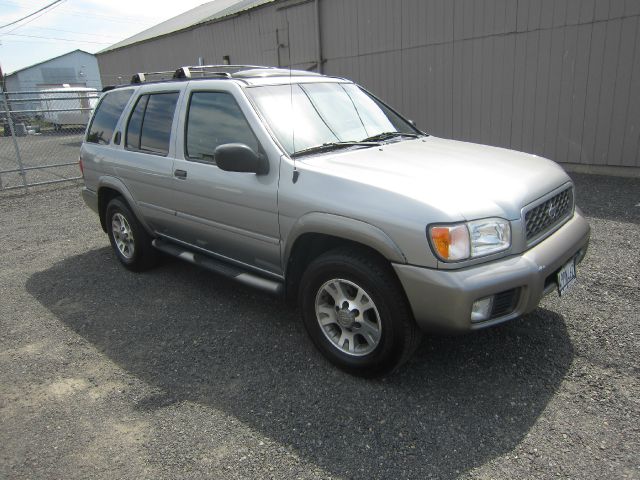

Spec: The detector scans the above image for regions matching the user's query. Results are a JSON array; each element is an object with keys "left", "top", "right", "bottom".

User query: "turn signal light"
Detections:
[
  {"left": 431, "top": 227, "right": 451, "bottom": 259},
  {"left": 428, "top": 224, "right": 470, "bottom": 261}
]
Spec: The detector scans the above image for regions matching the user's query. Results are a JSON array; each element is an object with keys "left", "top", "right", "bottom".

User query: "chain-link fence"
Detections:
[{"left": 0, "top": 86, "right": 99, "bottom": 192}]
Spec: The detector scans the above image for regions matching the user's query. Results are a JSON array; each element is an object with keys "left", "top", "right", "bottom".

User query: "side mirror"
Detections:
[{"left": 214, "top": 143, "right": 269, "bottom": 175}]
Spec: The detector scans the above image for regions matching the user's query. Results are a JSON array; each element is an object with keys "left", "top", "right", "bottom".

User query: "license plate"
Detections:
[{"left": 557, "top": 257, "right": 577, "bottom": 296}]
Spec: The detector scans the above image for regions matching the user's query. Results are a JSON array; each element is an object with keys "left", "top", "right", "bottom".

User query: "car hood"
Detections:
[{"left": 298, "top": 136, "right": 571, "bottom": 221}]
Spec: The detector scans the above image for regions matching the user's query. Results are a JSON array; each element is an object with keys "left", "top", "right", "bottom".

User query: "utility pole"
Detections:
[
  {"left": 0, "top": 39, "right": 4, "bottom": 91},
  {"left": 0, "top": 50, "right": 6, "bottom": 92}
]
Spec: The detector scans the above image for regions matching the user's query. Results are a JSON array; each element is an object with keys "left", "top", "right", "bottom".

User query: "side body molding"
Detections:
[
  {"left": 283, "top": 212, "right": 407, "bottom": 265},
  {"left": 97, "top": 175, "right": 156, "bottom": 235}
]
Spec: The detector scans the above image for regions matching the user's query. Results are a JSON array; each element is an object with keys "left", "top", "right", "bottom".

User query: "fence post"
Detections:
[{"left": 0, "top": 86, "right": 28, "bottom": 192}]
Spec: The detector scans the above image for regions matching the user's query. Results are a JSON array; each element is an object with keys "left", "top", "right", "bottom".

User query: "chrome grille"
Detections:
[{"left": 525, "top": 187, "right": 574, "bottom": 242}]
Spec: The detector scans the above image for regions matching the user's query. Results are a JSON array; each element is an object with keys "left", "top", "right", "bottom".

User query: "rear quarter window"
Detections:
[
  {"left": 125, "top": 92, "right": 179, "bottom": 156},
  {"left": 86, "top": 89, "right": 133, "bottom": 145}
]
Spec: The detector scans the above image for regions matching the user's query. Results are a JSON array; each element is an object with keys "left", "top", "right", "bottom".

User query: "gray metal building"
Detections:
[
  {"left": 97, "top": 0, "right": 640, "bottom": 177},
  {"left": 6, "top": 49, "right": 102, "bottom": 92}
]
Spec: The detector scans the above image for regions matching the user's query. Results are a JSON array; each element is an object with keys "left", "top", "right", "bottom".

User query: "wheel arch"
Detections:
[
  {"left": 97, "top": 176, "right": 152, "bottom": 235},
  {"left": 283, "top": 213, "right": 407, "bottom": 303}
]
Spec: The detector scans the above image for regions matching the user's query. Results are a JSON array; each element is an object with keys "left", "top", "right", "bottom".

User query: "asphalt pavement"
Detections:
[{"left": 0, "top": 173, "right": 638, "bottom": 479}]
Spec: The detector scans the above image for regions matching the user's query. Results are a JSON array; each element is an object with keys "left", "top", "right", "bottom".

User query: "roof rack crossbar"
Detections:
[
  {"left": 173, "top": 64, "right": 280, "bottom": 79},
  {"left": 184, "top": 64, "right": 280, "bottom": 71},
  {"left": 173, "top": 66, "right": 232, "bottom": 79},
  {"left": 131, "top": 70, "right": 176, "bottom": 84},
  {"left": 128, "top": 65, "right": 282, "bottom": 85}
]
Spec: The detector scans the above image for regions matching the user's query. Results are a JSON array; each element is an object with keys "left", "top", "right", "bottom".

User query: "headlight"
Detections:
[{"left": 428, "top": 218, "right": 511, "bottom": 262}]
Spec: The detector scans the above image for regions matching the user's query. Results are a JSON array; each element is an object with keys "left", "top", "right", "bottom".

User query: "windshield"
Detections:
[{"left": 247, "top": 82, "right": 420, "bottom": 155}]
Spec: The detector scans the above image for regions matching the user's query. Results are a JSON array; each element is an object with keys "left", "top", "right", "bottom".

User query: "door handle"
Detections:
[{"left": 174, "top": 169, "right": 187, "bottom": 179}]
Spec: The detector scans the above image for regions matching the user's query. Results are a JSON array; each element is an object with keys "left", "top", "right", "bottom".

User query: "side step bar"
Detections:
[{"left": 152, "top": 239, "right": 283, "bottom": 296}]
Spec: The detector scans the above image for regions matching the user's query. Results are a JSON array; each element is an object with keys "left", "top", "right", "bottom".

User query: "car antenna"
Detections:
[{"left": 287, "top": 20, "right": 299, "bottom": 184}]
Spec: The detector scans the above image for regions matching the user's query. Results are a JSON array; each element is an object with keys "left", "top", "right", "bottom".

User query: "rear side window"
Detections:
[
  {"left": 126, "top": 92, "right": 179, "bottom": 156},
  {"left": 186, "top": 91, "right": 259, "bottom": 163},
  {"left": 125, "top": 96, "right": 148, "bottom": 151},
  {"left": 87, "top": 89, "right": 133, "bottom": 145}
]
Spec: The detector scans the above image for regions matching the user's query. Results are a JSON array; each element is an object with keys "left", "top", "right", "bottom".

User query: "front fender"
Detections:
[{"left": 283, "top": 212, "right": 407, "bottom": 264}]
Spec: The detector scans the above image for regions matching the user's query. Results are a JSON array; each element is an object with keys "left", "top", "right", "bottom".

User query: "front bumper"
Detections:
[{"left": 393, "top": 210, "right": 590, "bottom": 333}]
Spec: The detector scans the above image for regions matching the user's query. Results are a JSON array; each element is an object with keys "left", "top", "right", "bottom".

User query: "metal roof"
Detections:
[
  {"left": 6, "top": 49, "right": 94, "bottom": 76},
  {"left": 98, "top": 0, "right": 275, "bottom": 54}
]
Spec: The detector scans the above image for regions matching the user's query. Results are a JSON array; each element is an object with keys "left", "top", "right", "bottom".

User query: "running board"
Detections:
[{"left": 152, "top": 239, "right": 283, "bottom": 296}]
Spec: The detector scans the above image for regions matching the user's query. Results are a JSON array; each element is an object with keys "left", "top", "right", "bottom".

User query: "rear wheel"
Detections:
[
  {"left": 105, "top": 197, "right": 157, "bottom": 271},
  {"left": 299, "top": 247, "right": 421, "bottom": 376}
]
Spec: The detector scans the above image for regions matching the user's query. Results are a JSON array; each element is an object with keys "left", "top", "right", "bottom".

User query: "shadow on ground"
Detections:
[{"left": 27, "top": 248, "right": 574, "bottom": 479}]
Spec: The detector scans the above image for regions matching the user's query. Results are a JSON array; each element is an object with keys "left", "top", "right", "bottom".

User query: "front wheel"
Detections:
[
  {"left": 299, "top": 247, "right": 421, "bottom": 376},
  {"left": 105, "top": 197, "right": 157, "bottom": 272}
]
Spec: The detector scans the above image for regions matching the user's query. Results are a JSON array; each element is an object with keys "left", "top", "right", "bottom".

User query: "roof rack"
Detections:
[
  {"left": 130, "top": 65, "right": 280, "bottom": 84},
  {"left": 130, "top": 71, "right": 174, "bottom": 84}
]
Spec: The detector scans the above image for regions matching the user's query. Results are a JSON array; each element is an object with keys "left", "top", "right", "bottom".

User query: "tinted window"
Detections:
[
  {"left": 125, "top": 95, "right": 148, "bottom": 150},
  {"left": 125, "top": 92, "right": 178, "bottom": 155},
  {"left": 87, "top": 89, "right": 133, "bottom": 144},
  {"left": 140, "top": 93, "right": 179, "bottom": 155},
  {"left": 186, "top": 92, "right": 259, "bottom": 163}
]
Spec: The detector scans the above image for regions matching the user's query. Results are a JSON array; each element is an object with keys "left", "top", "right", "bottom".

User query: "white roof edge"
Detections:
[
  {"left": 40, "top": 86, "right": 98, "bottom": 92},
  {"left": 98, "top": 0, "right": 275, "bottom": 55}
]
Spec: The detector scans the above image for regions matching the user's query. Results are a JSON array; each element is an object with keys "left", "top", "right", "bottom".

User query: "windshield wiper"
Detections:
[
  {"left": 361, "top": 131, "right": 422, "bottom": 143},
  {"left": 292, "top": 141, "right": 380, "bottom": 158}
]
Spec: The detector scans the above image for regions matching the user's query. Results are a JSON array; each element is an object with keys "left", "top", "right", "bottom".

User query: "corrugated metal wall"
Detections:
[{"left": 97, "top": 0, "right": 640, "bottom": 171}]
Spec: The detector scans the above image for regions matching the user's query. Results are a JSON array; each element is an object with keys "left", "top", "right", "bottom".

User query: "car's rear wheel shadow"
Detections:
[{"left": 26, "top": 247, "right": 574, "bottom": 479}]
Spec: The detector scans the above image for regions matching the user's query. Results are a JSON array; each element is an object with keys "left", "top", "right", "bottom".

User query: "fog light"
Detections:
[{"left": 471, "top": 296, "right": 494, "bottom": 322}]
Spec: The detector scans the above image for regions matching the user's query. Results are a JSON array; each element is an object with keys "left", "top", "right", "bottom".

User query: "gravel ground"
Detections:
[
  {"left": 0, "top": 173, "right": 638, "bottom": 479},
  {"left": 0, "top": 129, "right": 84, "bottom": 190}
]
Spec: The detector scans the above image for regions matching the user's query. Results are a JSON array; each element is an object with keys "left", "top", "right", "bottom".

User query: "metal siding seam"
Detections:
[
  {"left": 535, "top": 26, "right": 553, "bottom": 156},
  {"left": 555, "top": 24, "right": 577, "bottom": 163},
  {"left": 510, "top": 32, "right": 526, "bottom": 150},
  {"left": 522, "top": 29, "right": 540, "bottom": 153},
  {"left": 593, "top": 19, "right": 623, "bottom": 165},
  {"left": 606, "top": 17, "right": 636, "bottom": 166},
  {"left": 470, "top": 8, "right": 483, "bottom": 142},
  {"left": 480, "top": 35, "right": 492, "bottom": 143},
  {"left": 621, "top": 16, "right": 640, "bottom": 167},
  {"left": 581, "top": 22, "right": 606, "bottom": 164},
  {"left": 576, "top": 1, "right": 598, "bottom": 164},
  {"left": 490, "top": 34, "right": 503, "bottom": 146},
  {"left": 568, "top": 23, "right": 593, "bottom": 164},
  {"left": 579, "top": 0, "right": 596, "bottom": 24},
  {"left": 501, "top": 34, "right": 515, "bottom": 148},
  {"left": 544, "top": 26, "right": 565, "bottom": 160},
  {"left": 595, "top": 0, "right": 611, "bottom": 21}
]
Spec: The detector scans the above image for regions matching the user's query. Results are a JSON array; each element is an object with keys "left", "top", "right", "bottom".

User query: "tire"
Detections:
[
  {"left": 105, "top": 197, "right": 157, "bottom": 272},
  {"left": 299, "top": 247, "right": 422, "bottom": 376}
]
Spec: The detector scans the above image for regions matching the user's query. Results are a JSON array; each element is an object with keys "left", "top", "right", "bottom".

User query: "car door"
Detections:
[
  {"left": 113, "top": 84, "right": 185, "bottom": 234},
  {"left": 168, "top": 81, "right": 282, "bottom": 276}
]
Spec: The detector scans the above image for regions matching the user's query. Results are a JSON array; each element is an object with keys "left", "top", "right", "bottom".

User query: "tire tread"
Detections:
[
  {"left": 106, "top": 197, "right": 157, "bottom": 272},
  {"left": 300, "top": 245, "right": 422, "bottom": 376}
]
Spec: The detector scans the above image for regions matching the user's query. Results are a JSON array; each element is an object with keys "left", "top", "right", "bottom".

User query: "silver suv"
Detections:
[{"left": 80, "top": 65, "right": 590, "bottom": 376}]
